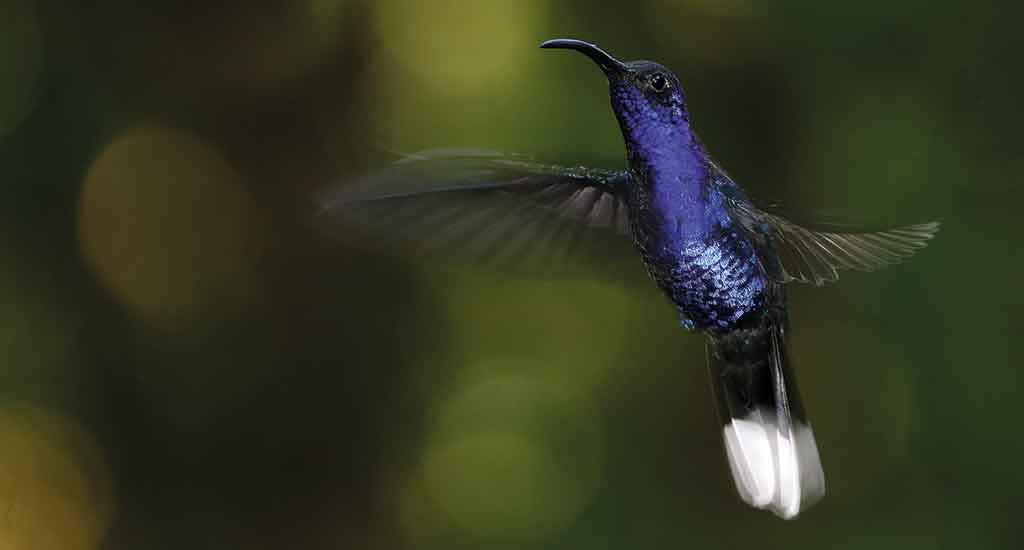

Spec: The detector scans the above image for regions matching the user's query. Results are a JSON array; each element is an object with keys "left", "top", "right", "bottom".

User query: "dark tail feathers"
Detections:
[{"left": 706, "top": 315, "right": 825, "bottom": 519}]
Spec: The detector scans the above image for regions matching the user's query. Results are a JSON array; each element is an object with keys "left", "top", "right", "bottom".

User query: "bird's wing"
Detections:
[
  {"left": 317, "top": 149, "right": 633, "bottom": 269},
  {"left": 712, "top": 162, "right": 940, "bottom": 286},
  {"left": 754, "top": 213, "right": 938, "bottom": 286}
]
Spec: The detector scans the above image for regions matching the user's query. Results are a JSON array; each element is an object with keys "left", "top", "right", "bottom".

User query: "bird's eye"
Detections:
[{"left": 649, "top": 73, "right": 669, "bottom": 92}]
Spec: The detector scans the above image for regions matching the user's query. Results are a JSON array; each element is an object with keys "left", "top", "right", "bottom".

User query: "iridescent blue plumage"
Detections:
[
  {"left": 321, "top": 38, "right": 940, "bottom": 520},
  {"left": 563, "top": 43, "right": 832, "bottom": 516},
  {"left": 609, "top": 77, "right": 769, "bottom": 331}
]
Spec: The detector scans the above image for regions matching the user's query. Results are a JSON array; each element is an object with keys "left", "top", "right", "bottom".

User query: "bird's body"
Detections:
[
  {"left": 627, "top": 134, "right": 768, "bottom": 332},
  {"left": 321, "top": 39, "right": 939, "bottom": 520},
  {"left": 603, "top": 57, "right": 770, "bottom": 332},
  {"left": 601, "top": 55, "right": 826, "bottom": 516}
]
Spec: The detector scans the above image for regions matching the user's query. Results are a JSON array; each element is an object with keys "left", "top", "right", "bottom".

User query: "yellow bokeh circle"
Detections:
[
  {"left": 371, "top": 0, "right": 542, "bottom": 96},
  {"left": 414, "top": 373, "right": 604, "bottom": 541},
  {"left": 79, "top": 125, "right": 261, "bottom": 325},
  {"left": 0, "top": 405, "right": 116, "bottom": 550}
]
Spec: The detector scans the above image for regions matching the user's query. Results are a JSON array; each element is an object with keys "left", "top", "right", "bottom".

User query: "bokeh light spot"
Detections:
[
  {"left": 416, "top": 372, "right": 604, "bottom": 541},
  {"left": 441, "top": 274, "right": 645, "bottom": 393},
  {"left": 371, "top": 0, "right": 541, "bottom": 96},
  {"left": 0, "top": 405, "right": 116, "bottom": 550},
  {"left": 79, "top": 125, "right": 261, "bottom": 326},
  {"left": 423, "top": 434, "right": 565, "bottom": 538},
  {"left": 0, "top": 0, "right": 44, "bottom": 136}
]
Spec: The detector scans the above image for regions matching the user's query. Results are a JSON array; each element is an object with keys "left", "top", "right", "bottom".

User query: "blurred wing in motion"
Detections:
[
  {"left": 756, "top": 214, "right": 939, "bottom": 286},
  {"left": 317, "top": 149, "right": 634, "bottom": 270},
  {"left": 713, "top": 162, "right": 940, "bottom": 286}
]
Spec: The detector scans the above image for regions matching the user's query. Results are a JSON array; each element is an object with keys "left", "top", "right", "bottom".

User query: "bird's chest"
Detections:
[{"left": 631, "top": 204, "right": 767, "bottom": 332}]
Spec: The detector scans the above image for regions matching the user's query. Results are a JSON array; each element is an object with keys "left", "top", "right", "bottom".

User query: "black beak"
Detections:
[{"left": 540, "top": 38, "right": 628, "bottom": 77}]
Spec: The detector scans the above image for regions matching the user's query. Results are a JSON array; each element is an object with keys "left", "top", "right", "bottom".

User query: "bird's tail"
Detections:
[{"left": 706, "top": 314, "right": 825, "bottom": 519}]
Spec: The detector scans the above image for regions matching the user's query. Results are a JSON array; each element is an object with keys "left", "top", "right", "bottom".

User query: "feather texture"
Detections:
[
  {"left": 707, "top": 306, "right": 825, "bottom": 519},
  {"left": 317, "top": 149, "right": 632, "bottom": 268},
  {"left": 711, "top": 161, "right": 939, "bottom": 286},
  {"left": 759, "top": 215, "right": 939, "bottom": 286}
]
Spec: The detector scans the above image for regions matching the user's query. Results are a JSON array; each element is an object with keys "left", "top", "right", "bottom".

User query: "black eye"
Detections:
[{"left": 649, "top": 73, "right": 669, "bottom": 92}]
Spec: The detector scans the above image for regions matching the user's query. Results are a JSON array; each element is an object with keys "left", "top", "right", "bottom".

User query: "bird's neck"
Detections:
[{"left": 625, "top": 121, "right": 711, "bottom": 237}]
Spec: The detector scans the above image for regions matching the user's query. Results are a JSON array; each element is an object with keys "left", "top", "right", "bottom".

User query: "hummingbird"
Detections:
[{"left": 320, "top": 39, "right": 939, "bottom": 519}]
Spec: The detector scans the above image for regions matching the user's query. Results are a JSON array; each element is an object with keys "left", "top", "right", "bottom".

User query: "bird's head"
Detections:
[{"left": 541, "top": 39, "right": 691, "bottom": 155}]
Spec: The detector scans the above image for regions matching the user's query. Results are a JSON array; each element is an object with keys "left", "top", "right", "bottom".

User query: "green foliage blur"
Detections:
[{"left": 0, "top": 0, "right": 1020, "bottom": 548}]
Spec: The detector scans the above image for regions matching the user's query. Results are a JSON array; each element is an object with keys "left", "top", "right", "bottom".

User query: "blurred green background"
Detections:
[{"left": 0, "top": 0, "right": 1019, "bottom": 548}]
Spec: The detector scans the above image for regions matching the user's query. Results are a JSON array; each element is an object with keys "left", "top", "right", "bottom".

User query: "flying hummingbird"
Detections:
[{"left": 320, "top": 39, "right": 939, "bottom": 519}]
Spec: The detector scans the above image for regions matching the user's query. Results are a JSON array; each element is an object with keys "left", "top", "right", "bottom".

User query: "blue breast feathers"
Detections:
[
  {"left": 666, "top": 226, "right": 766, "bottom": 331},
  {"left": 640, "top": 189, "right": 767, "bottom": 331}
]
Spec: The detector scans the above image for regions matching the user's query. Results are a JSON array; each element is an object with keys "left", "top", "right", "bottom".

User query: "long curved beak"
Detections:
[{"left": 539, "top": 38, "right": 628, "bottom": 77}]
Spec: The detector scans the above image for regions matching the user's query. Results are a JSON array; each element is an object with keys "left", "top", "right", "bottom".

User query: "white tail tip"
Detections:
[{"left": 722, "top": 414, "right": 825, "bottom": 519}]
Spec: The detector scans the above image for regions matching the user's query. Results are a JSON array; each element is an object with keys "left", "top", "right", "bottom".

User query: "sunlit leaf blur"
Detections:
[{"left": 0, "top": 0, "right": 1019, "bottom": 548}]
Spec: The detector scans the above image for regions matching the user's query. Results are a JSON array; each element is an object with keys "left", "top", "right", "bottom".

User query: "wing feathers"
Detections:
[
  {"left": 324, "top": 149, "right": 938, "bottom": 284},
  {"left": 710, "top": 159, "right": 938, "bottom": 285},
  {"left": 762, "top": 215, "right": 939, "bottom": 285},
  {"left": 317, "top": 150, "right": 632, "bottom": 269}
]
